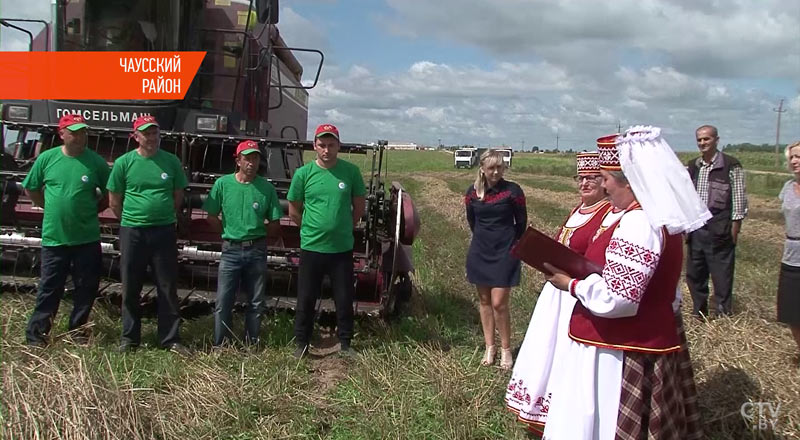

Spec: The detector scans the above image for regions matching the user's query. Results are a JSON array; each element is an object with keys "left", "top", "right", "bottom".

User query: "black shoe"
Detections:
[
  {"left": 117, "top": 342, "right": 138, "bottom": 353},
  {"left": 167, "top": 343, "right": 191, "bottom": 356},
  {"left": 26, "top": 339, "right": 47, "bottom": 348},
  {"left": 244, "top": 337, "right": 261, "bottom": 347},
  {"left": 293, "top": 344, "right": 308, "bottom": 359},
  {"left": 339, "top": 341, "right": 354, "bottom": 358}
]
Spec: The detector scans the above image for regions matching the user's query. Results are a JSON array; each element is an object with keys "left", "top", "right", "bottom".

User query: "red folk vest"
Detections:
[
  {"left": 568, "top": 207, "right": 683, "bottom": 353},
  {"left": 555, "top": 200, "right": 611, "bottom": 255}
]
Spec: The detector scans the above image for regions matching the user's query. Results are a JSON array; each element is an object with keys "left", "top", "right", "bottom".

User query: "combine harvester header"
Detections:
[{"left": 0, "top": 0, "right": 420, "bottom": 318}]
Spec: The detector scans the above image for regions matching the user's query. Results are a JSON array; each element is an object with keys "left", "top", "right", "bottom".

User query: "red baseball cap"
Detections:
[
  {"left": 314, "top": 124, "right": 339, "bottom": 140},
  {"left": 234, "top": 140, "right": 261, "bottom": 156},
  {"left": 133, "top": 115, "right": 159, "bottom": 132},
  {"left": 58, "top": 114, "right": 88, "bottom": 131}
]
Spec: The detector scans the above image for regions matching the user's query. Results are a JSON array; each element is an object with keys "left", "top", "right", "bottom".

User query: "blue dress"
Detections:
[{"left": 465, "top": 179, "right": 527, "bottom": 287}]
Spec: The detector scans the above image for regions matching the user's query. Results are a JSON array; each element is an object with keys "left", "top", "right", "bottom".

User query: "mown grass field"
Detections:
[{"left": 2, "top": 149, "right": 798, "bottom": 439}]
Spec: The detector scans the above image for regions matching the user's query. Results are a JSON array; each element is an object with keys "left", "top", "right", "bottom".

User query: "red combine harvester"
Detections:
[{"left": 0, "top": 0, "right": 420, "bottom": 317}]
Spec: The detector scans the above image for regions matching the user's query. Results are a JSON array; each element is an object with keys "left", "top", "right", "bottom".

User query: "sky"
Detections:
[{"left": 2, "top": 0, "right": 798, "bottom": 151}]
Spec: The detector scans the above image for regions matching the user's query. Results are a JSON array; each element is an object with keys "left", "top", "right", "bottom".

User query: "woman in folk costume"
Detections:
[
  {"left": 506, "top": 151, "right": 612, "bottom": 435},
  {"left": 542, "top": 127, "right": 707, "bottom": 440}
]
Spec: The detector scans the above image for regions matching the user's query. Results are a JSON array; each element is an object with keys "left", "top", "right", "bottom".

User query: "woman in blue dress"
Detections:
[{"left": 465, "top": 149, "right": 527, "bottom": 369}]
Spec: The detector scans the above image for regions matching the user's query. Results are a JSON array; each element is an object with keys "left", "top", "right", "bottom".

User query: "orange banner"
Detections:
[{"left": 0, "top": 52, "right": 206, "bottom": 100}]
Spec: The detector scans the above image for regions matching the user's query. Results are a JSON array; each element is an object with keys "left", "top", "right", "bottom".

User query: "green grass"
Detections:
[
  {"left": 305, "top": 148, "right": 792, "bottom": 200},
  {"left": 511, "top": 153, "right": 576, "bottom": 177},
  {"left": 746, "top": 172, "right": 791, "bottom": 198},
  {"left": 676, "top": 150, "right": 791, "bottom": 174},
  {"left": 675, "top": 151, "right": 791, "bottom": 197}
]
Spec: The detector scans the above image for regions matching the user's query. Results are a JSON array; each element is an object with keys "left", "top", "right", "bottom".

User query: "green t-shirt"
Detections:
[
  {"left": 202, "top": 174, "right": 282, "bottom": 241},
  {"left": 287, "top": 159, "right": 366, "bottom": 253},
  {"left": 107, "top": 149, "right": 188, "bottom": 227},
  {"left": 21, "top": 146, "right": 110, "bottom": 247}
]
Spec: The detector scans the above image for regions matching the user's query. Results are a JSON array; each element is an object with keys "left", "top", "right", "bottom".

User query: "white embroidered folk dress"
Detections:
[
  {"left": 505, "top": 201, "right": 616, "bottom": 432},
  {"left": 542, "top": 209, "right": 673, "bottom": 440}
]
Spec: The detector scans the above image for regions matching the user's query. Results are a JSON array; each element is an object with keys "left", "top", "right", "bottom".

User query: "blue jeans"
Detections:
[
  {"left": 215, "top": 238, "right": 268, "bottom": 346},
  {"left": 26, "top": 241, "right": 102, "bottom": 344}
]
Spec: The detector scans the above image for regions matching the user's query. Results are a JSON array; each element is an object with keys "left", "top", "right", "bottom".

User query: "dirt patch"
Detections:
[
  {"left": 305, "top": 329, "right": 352, "bottom": 396},
  {"left": 308, "top": 356, "right": 349, "bottom": 396},
  {"left": 749, "top": 193, "right": 781, "bottom": 213},
  {"left": 517, "top": 183, "right": 577, "bottom": 211},
  {"left": 743, "top": 218, "right": 784, "bottom": 246},
  {"left": 411, "top": 173, "right": 570, "bottom": 236},
  {"left": 413, "top": 175, "right": 471, "bottom": 232}
]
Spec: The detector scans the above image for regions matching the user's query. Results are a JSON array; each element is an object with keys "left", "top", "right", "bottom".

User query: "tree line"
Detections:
[{"left": 723, "top": 143, "right": 789, "bottom": 152}]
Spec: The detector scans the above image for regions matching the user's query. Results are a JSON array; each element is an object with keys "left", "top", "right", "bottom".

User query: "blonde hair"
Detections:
[
  {"left": 785, "top": 141, "right": 800, "bottom": 171},
  {"left": 474, "top": 149, "right": 506, "bottom": 200}
]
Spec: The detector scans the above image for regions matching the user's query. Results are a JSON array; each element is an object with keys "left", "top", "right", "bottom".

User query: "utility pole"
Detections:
[
  {"left": 774, "top": 99, "right": 786, "bottom": 167},
  {"left": 521, "top": 139, "right": 525, "bottom": 151},
  {"left": 556, "top": 129, "right": 560, "bottom": 151}
]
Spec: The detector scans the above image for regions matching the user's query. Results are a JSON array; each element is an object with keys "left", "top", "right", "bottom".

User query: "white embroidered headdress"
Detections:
[{"left": 617, "top": 126, "right": 711, "bottom": 234}]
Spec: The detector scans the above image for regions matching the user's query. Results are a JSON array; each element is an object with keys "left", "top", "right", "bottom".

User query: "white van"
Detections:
[
  {"left": 454, "top": 149, "right": 477, "bottom": 168},
  {"left": 498, "top": 149, "right": 513, "bottom": 168}
]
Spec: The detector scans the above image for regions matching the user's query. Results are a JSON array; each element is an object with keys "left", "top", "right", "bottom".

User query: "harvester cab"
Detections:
[{"left": 0, "top": 0, "right": 420, "bottom": 318}]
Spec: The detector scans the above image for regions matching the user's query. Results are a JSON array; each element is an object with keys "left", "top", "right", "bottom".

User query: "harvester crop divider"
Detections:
[
  {"left": 107, "top": 133, "right": 118, "bottom": 159},
  {"left": 106, "top": 256, "right": 115, "bottom": 280},
  {"left": 180, "top": 288, "right": 196, "bottom": 307},
  {"left": 8, "top": 250, "right": 21, "bottom": 293},
  {"left": 97, "top": 281, "right": 114, "bottom": 296},
  {"left": 284, "top": 273, "right": 293, "bottom": 297},
  {"left": 206, "top": 263, "right": 214, "bottom": 292},
  {"left": 218, "top": 138, "right": 227, "bottom": 171},
  {"left": 314, "top": 297, "right": 324, "bottom": 326},
  {"left": 141, "top": 285, "right": 156, "bottom": 305}
]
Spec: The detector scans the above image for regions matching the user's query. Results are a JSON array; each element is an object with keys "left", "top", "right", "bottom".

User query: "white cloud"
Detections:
[
  {"left": 789, "top": 96, "right": 800, "bottom": 114},
  {"left": 295, "top": 1, "right": 799, "bottom": 148},
  {"left": 323, "top": 108, "right": 351, "bottom": 121},
  {"left": 0, "top": 0, "right": 51, "bottom": 51},
  {"left": 303, "top": 57, "right": 798, "bottom": 149},
  {"left": 2, "top": 0, "right": 797, "bottom": 149},
  {"left": 382, "top": 0, "right": 799, "bottom": 80}
]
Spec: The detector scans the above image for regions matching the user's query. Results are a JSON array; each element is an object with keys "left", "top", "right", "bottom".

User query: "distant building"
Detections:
[{"left": 387, "top": 142, "right": 419, "bottom": 150}]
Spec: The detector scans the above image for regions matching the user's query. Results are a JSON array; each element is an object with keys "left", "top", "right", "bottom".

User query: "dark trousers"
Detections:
[
  {"left": 215, "top": 239, "right": 268, "bottom": 346},
  {"left": 686, "top": 227, "right": 736, "bottom": 316},
  {"left": 119, "top": 225, "right": 181, "bottom": 347},
  {"left": 25, "top": 242, "right": 102, "bottom": 344},
  {"left": 294, "top": 249, "right": 355, "bottom": 346}
]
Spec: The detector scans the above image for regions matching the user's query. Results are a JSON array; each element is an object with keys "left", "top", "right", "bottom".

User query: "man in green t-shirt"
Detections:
[
  {"left": 107, "top": 115, "right": 189, "bottom": 353},
  {"left": 22, "top": 114, "right": 110, "bottom": 346},
  {"left": 287, "top": 124, "right": 366, "bottom": 358},
  {"left": 203, "top": 140, "right": 283, "bottom": 346}
]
